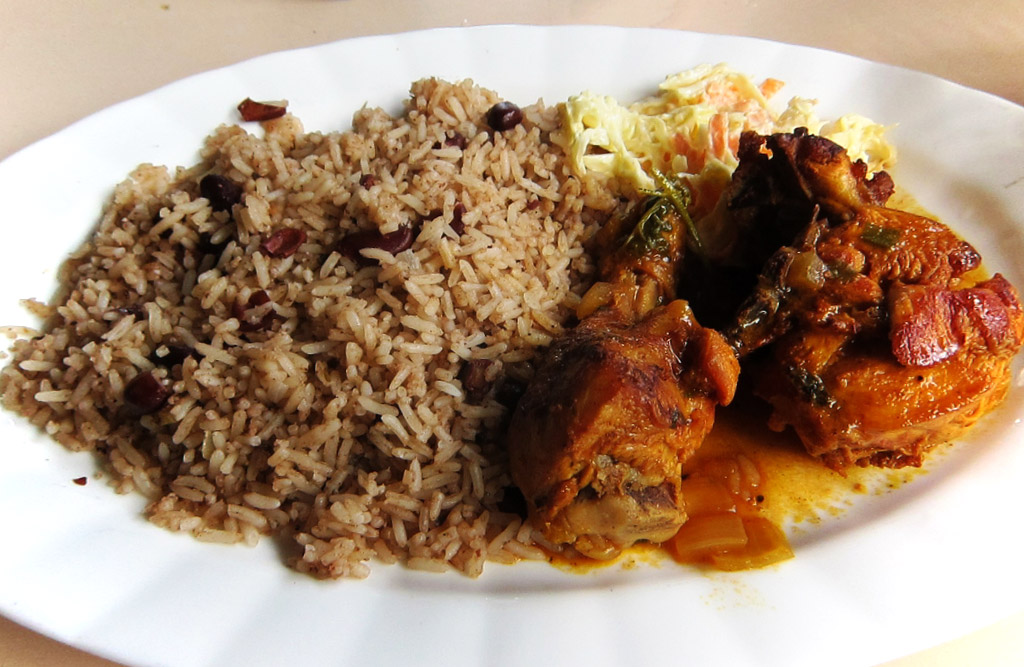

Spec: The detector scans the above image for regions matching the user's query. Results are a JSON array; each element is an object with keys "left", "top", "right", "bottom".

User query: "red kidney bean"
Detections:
[
  {"left": 444, "top": 132, "right": 468, "bottom": 149},
  {"left": 148, "top": 344, "right": 197, "bottom": 368},
  {"left": 232, "top": 290, "right": 275, "bottom": 332},
  {"left": 459, "top": 359, "right": 494, "bottom": 403},
  {"left": 199, "top": 174, "right": 243, "bottom": 212},
  {"left": 450, "top": 203, "right": 466, "bottom": 236},
  {"left": 337, "top": 225, "right": 414, "bottom": 262},
  {"left": 261, "top": 227, "right": 306, "bottom": 258},
  {"left": 237, "top": 98, "right": 287, "bottom": 122},
  {"left": 113, "top": 305, "right": 144, "bottom": 319},
  {"left": 486, "top": 101, "right": 523, "bottom": 132},
  {"left": 124, "top": 371, "right": 170, "bottom": 415},
  {"left": 359, "top": 174, "right": 378, "bottom": 188}
]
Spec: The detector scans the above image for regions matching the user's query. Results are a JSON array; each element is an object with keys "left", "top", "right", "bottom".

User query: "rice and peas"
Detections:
[{"left": 0, "top": 68, "right": 891, "bottom": 578}]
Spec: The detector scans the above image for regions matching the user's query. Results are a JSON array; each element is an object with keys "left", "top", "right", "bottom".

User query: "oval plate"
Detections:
[{"left": 0, "top": 25, "right": 1022, "bottom": 667}]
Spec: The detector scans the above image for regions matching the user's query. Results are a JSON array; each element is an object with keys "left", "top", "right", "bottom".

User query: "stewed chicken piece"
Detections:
[
  {"left": 508, "top": 181, "right": 739, "bottom": 559},
  {"left": 722, "top": 130, "right": 1024, "bottom": 469}
]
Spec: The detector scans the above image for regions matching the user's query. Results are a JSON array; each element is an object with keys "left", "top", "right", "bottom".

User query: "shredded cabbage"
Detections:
[
  {"left": 820, "top": 114, "right": 897, "bottom": 172},
  {"left": 557, "top": 63, "right": 896, "bottom": 194}
]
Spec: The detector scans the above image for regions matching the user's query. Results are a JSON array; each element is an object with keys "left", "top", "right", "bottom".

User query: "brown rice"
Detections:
[{"left": 0, "top": 78, "right": 617, "bottom": 578}]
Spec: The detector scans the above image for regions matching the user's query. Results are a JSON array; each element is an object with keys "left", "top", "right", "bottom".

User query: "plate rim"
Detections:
[{"left": 1, "top": 24, "right": 1023, "bottom": 667}]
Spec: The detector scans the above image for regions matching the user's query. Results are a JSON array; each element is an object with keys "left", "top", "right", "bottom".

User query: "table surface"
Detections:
[{"left": 2, "top": 1, "right": 1023, "bottom": 665}]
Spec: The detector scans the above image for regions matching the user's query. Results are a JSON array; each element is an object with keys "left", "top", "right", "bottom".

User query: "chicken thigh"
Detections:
[
  {"left": 508, "top": 186, "right": 739, "bottom": 559},
  {"left": 722, "top": 130, "right": 1024, "bottom": 469}
]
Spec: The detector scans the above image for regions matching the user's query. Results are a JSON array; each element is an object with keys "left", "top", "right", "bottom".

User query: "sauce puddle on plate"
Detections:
[{"left": 545, "top": 383, "right": 929, "bottom": 575}]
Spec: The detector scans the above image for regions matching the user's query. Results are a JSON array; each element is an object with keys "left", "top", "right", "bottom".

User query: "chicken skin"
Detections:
[
  {"left": 508, "top": 188, "right": 739, "bottom": 559},
  {"left": 722, "top": 130, "right": 1024, "bottom": 469}
]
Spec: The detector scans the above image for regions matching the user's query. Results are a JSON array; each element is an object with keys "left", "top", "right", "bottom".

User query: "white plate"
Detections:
[{"left": 1, "top": 25, "right": 1023, "bottom": 667}]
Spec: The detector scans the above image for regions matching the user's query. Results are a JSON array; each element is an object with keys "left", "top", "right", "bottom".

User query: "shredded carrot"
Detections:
[
  {"left": 705, "top": 80, "right": 743, "bottom": 111},
  {"left": 759, "top": 77, "right": 786, "bottom": 99},
  {"left": 738, "top": 99, "right": 773, "bottom": 134},
  {"left": 672, "top": 132, "right": 705, "bottom": 173},
  {"left": 728, "top": 127, "right": 740, "bottom": 157},
  {"left": 709, "top": 113, "right": 729, "bottom": 161}
]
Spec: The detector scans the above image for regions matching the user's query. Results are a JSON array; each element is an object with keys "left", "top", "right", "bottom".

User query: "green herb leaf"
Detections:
[
  {"left": 622, "top": 168, "right": 705, "bottom": 259},
  {"left": 825, "top": 261, "right": 858, "bottom": 282},
  {"left": 786, "top": 366, "right": 837, "bottom": 408},
  {"left": 650, "top": 167, "right": 704, "bottom": 255},
  {"left": 860, "top": 223, "right": 901, "bottom": 249},
  {"left": 624, "top": 197, "right": 673, "bottom": 256}
]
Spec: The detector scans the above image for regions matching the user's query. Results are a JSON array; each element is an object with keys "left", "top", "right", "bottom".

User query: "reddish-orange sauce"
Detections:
[
  {"left": 691, "top": 390, "right": 924, "bottom": 524},
  {"left": 545, "top": 189, "right": 953, "bottom": 573},
  {"left": 544, "top": 385, "right": 927, "bottom": 574}
]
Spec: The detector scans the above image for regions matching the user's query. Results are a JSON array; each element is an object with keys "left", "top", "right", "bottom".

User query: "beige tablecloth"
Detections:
[{"left": 2, "top": 1, "right": 1023, "bottom": 665}]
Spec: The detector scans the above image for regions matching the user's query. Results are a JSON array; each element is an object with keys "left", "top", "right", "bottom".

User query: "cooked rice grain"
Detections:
[{"left": 0, "top": 78, "right": 615, "bottom": 578}]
